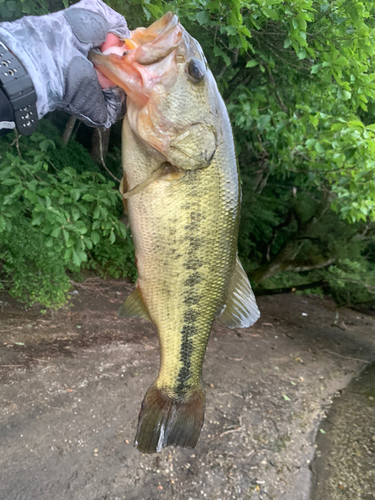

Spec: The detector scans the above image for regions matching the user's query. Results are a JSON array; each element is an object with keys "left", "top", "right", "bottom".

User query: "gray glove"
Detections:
[{"left": 0, "top": 0, "right": 130, "bottom": 129}]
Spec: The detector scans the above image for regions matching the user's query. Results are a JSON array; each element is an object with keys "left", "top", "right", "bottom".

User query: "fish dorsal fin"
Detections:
[
  {"left": 119, "top": 286, "right": 151, "bottom": 321},
  {"left": 217, "top": 255, "right": 260, "bottom": 328}
]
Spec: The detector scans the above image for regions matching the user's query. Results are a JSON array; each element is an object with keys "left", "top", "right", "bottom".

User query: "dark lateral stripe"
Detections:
[
  {"left": 184, "top": 272, "right": 201, "bottom": 287},
  {"left": 176, "top": 322, "right": 197, "bottom": 394},
  {"left": 176, "top": 209, "right": 204, "bottom": 396}
]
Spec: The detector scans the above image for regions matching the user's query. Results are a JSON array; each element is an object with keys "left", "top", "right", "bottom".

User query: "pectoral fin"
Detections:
[
  {"left": 119, "top": 286, "right": 151, "bottom": 321},
  {"left": 122, "top": 162, "right": 183, "bottom": 199},
  {"left": 119, "top": 176, "right": 128, "bottom": 214},
  {"left": 217, "top": 256, "right": 260, "bottom": 328}
]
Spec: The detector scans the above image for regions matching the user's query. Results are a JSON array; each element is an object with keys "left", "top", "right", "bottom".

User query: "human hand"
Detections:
[{"left": 0, "top": 0, "right": 130, "bottom": 129}]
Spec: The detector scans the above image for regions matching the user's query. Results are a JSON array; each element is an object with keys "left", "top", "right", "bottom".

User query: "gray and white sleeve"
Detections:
[{"left": 0, "top": 0, "right": 130, "bottom": 129}]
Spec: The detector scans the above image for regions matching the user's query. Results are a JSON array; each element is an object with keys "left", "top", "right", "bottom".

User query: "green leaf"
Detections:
[
  {"left": 64, "top": 248, "right": 73, "bottom": 261},
  {"left": 31, "top": 214, "right": 44, "bottom": 226},
  {"left": 93, "top": 205, "right": 101, "bottom": 219},
  {"left": 90, "top": 231, "right": 100, "bottom": 245},
  {"left": 311, "top": 64, "right": 321, "bottom": 74},
  {"left": 27, "top": 180, "right": 38, "bottom": 192},
  {"left": 71, "top": 248, "right": 87, "bottom": 267},
  {"left": 246, "top": 60, "right": 258, "bottom": 68},
  {"left": 6, "top": 1, "right": 16, "bottom": 12},
  {"left": 45, "top": 237, "right": 54, "bottom": 248},
  {"left": 213, "top": 45, "right": 231, "bottom": 66},
  {"left": 24, "top": 191, "right": 38, "bottom": 204},
  {"left": 72, "top": 249, "right": 81, "bottom": 267},
  {"left": 1, "top": 179, "right": 19, "bottom": 186},
  {"left": 196, "top": 11, "right": 209, "bottom": 25},
  {"left": 51, "top": 226, "right": 62, "bottom": 238},
  {"left": 83, "top": 237, "right": 93, "bottom": 250},
  {"left": 284, "top": 38, "right": 292, "bottom": 48},
  {"left": 39, "top": 139, "right": 55, "bottom": 151},
  {"left": 71, "top": 207, "right": 81, "bottom": 221},
  {"left": 257, "top": 115, "right": 271, "bottom": 129},
  {"left": 82, "top": 194, "right": 96, "bottom": 202},
  {"left": 62, "top": 229, "right": 70, "bottom": 243},
  {"left": 310, "top": 115, "right": 319, "bottom": 128}
]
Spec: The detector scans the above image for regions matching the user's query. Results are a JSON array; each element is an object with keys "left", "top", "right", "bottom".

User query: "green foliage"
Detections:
[
  {"left": 238, "top": 159, "right": 375, "bottom": 304},
  {"left": 0, "top": 218, "right": 71, "bottom": 307},
  {"left": 106, "top": 0, "right": 375, "bottom": 223},
  {"left": 0, "top": 0, "right": 69, "bottom": 21},
  {"left": 326, "top": 258, "right": 375, "bottom": 305},
  {"left": 88, "top": 234, "right": 137, "bottom": 281},
  {"left": 261, "top": 256, "right": 375, "bottom": 306},
  {"left": 0, "top": 125, "right": 135, "bottom": 308},
  {"left": 0, "top": 119, "right": 102, "bottom": 175},
  {"left": 3, "top": 0, "right": 375, "bottom": 308}
]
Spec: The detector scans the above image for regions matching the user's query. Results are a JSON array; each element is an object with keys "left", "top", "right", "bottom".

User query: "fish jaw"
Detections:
[
  {"left": 89, "top": 13, "right": 182, "bottom": 110},
  {"left": 130, "top": 11, "right": 180, "bottom": 45},
  {"left": 88, "top": 50, "right": 148, "bottom": 108}
]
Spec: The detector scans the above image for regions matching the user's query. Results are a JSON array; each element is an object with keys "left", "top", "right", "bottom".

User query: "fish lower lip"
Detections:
[
  {"left": 88, "top": 48, "right": 101, "bottom": 63},
  {"left": 89, "top": 49, "right": 123, "bottom": 65}
]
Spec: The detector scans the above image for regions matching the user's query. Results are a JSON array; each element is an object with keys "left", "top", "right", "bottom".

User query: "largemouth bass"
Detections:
[{"left": 90, "top": 12, "right": 260, "bottom": 454}]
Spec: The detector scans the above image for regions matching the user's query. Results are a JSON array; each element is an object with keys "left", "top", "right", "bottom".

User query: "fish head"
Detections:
[{"left": 89, "top": 12, "right": 220, "bottom": 170}]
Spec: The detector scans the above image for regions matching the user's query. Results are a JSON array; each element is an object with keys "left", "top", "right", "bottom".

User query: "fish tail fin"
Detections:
[{"left": 134, "top": 383, "right": 205, "bottom": 454}]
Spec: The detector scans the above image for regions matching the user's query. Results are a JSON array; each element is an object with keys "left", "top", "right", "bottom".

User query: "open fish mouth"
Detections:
[{"left": 89, "top": 12, "right": 183, "bottom": 109}]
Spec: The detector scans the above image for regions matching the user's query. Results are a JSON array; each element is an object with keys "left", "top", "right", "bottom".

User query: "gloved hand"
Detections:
[{"left": 0, "top": 0, "right": 130, "bottom": 129}]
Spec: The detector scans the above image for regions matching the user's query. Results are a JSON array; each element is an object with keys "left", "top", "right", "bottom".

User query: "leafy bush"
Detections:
[
  {"left": 0, "top": 218, "right": 71, "bottom": 307},
  {"left": 0, "top": 0, "right": 68, "bottom": 22},
  {"left": 0, "top": 127, "right": 135, "bottom": 308},
  {"left": 325, "top": 259, "right": 375, "bottom": 306},
  {"left": 88, "top": 235, "right": 137, "bottom": 281}
]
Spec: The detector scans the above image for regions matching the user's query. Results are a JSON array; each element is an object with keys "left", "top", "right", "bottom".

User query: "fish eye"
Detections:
[{"left": 187, "top": 59, "right": 205, "bottom": 83}]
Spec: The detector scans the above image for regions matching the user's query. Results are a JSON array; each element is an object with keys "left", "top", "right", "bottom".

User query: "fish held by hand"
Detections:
[{"left": 90, "top": 12, "right": 260, "bottom": 454}]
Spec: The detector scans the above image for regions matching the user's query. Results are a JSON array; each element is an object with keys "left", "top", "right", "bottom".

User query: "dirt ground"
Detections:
[
  {"left": 310, "top": 362, "right": 375, "bottom": 500},
  {"left": 1, "top": 281, "right": 375, "bottom": 500}
]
